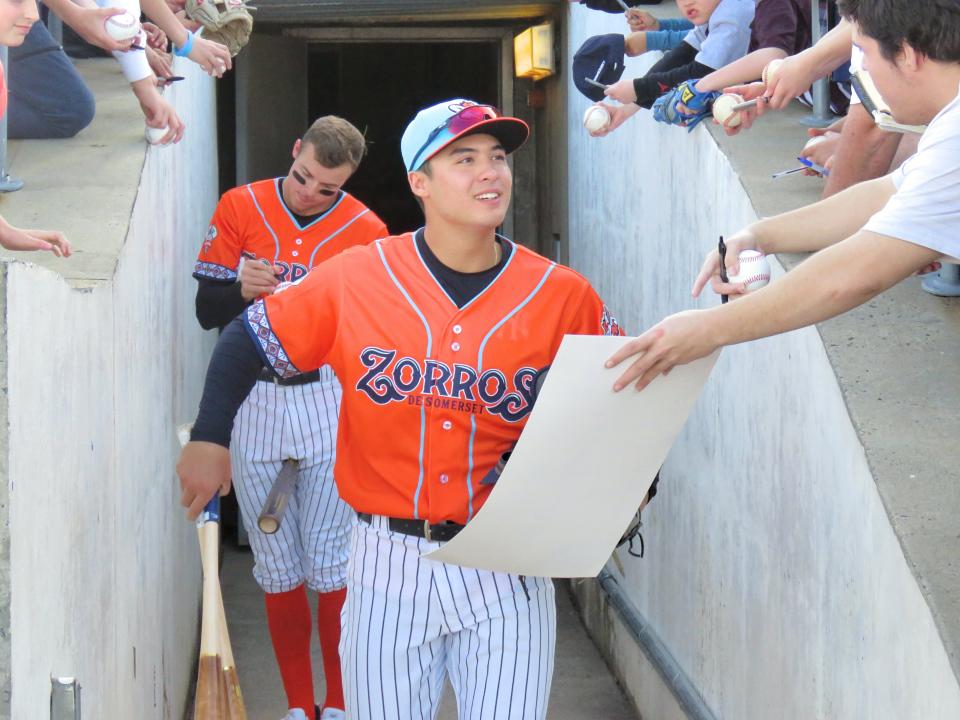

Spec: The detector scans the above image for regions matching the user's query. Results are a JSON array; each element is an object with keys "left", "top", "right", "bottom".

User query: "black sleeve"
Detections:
[
  {"left": 189, "top": 316, "right": 265, "bottom": 448},
  {"left": 195, "top": 277, "right": 249, "bottom": 331},
  {"left": 632, "top": 42, "right": 713, "bottom": 108}
]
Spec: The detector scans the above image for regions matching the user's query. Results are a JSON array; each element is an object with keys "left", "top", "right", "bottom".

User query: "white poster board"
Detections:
[{"left": 426, "top": 335, "right": 718, "bottom": 577}]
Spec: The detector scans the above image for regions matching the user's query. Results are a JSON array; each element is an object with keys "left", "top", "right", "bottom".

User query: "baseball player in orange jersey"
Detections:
[
  {"left": 177, "top": 98, "right": 623, "bottom": 719},
  {"left": 193, "top": 116, "right": 387, "bottom": 720}
]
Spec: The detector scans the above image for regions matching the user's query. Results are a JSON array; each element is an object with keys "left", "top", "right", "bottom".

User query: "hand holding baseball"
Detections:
[
  {"left": 177, "top": 441, "right": 232, "bottom": 520},
  {"left": 73, "top": 6, "right": 138, "bottom": 51},
  {"left": 240, "top": 259, "right": 282, "bottom": 300},
  {"left": 589, "top": 102, "right": 640, "bottom": 137},
  {"left": 761, "top": 54, "right": 816, "bottom": 110},
  {"left": 691, "top": 229, "right": 761, "bottom": 298},
  {"left": 718, "top": 82, "right": 767, "bottom": 135},
  {"left": 189, "top": 36, "right": 232, "bottom": 77}
]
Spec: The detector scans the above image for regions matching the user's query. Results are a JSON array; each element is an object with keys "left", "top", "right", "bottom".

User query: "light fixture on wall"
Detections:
[{"left": 514, "top": 22, "right": 555, "bottom": 81}]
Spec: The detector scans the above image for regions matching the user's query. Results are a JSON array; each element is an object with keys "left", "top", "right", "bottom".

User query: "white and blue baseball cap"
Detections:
[{"left": 401, "top": 99, "right": 529, "bottom": 173}]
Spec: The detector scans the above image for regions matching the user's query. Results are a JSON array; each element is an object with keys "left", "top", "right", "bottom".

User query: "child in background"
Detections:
[
  {"left": 587, "top": 0, "right": 755, "bottom": 135},
  {"left": 0, "top": 0, "right": 71, "bottom": 257}
]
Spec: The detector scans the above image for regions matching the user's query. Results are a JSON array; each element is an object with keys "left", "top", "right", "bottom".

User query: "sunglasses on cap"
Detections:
[
  {"left": 409, "top": 104, "right": 500, "bottom": 172},
  {"left": 291, "top": 169, "right": 340, "bottom": 197}
]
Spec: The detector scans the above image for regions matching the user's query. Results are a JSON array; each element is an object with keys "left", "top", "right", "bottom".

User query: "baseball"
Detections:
[
  {"left": 803, "top": 134, "right": 829, "bottom": 152},
  {"left": 727, "top": 250, "right": 771, "bottom": 292},
  {"left": 712, "top": 93, "right": 744, "bottom": 127},
  {"left": 104, "top": 11, "right": 140, "bottom": 42},
  {"left": 762, "top": 58, "right": 785, "bottom": 87},
  {"left": 145, "top": 125, "right": 169, "bottom": 145},
  {"left": 583, "top": 105, "right": 611, "bottom": 133}
]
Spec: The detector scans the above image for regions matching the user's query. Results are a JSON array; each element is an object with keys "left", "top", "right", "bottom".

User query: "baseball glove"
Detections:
[
  {"left": 185, "top": 0, "right": 254, "bottom": 57},
  {"left": 652, "top": 80, "right": 719, "bottom": 131}
]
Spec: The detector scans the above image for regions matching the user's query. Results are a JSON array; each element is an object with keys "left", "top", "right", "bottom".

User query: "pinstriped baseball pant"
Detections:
[
  {"left": 341, "top": 516, "right": 556, "bottom": 719},
  {"left": 230, "top": 367, "right": 354, "bottom": 593}
]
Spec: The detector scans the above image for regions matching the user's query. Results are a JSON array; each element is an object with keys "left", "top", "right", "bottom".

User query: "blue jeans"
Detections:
[{"left": 8, "top": 22, "right": 95, "bottom": 139}]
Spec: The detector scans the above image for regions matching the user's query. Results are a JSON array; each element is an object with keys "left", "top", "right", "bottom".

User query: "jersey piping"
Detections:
[{"left": 375, "top": 238, "right": 434, "bottom": 519}]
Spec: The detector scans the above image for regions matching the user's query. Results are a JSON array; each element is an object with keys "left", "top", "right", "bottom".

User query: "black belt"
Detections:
[
  {"left": 257, "top": 368, "right": 321, "bottom": 386},
  {"left": 357, "top": 513, "right": 465, "bottom": 543}
]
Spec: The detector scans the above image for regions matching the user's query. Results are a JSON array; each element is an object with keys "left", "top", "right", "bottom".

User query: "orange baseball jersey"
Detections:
[
  {"left": 244, "top": 233, "right": 623, "bottom": 525},
  {"left": 194, "top": 178, "right": 388, "bottom": 283}
]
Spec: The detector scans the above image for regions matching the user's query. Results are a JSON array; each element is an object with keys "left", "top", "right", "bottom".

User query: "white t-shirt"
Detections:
[
  {"left": 683, "top": 0, "right": 755, "bottom": 70},
  {"left": 863, "top": 84, "right": 960, "bottom": 259}
]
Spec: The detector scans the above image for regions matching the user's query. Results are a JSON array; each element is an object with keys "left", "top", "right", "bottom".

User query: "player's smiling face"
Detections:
[
  {"left": 413, "top": 133, "right": 512, "bottom": 229},
  {"left": 0, "top": 0, "right": 38, "bottom": 46},
  {"left": 282, "top": 139, "right": 355, "bottom": 216}
]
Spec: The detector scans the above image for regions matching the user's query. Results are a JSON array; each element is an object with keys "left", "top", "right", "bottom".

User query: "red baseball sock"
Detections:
[
  {"left": 316, "top": 588, "right": 347, "bottom": 711},
  {"left": 265, "top": 586, "right": 315, "bottom": 712}
]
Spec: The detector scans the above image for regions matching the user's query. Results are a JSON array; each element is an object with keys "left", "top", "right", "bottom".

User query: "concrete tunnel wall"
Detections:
[
  {"left": 0, "top": 72, "right": 217, "bottom": 717},
  {"left": 566, "top": 7, "right": 960, "bottom": 719}
]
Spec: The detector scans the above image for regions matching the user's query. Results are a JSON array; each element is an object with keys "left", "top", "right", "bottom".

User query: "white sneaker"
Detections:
[
  {"left": 282, "top": 710, "right": 309, "bottom": 720},
  {"left": 320, "top": 709, "right": 346, "bottom": 720}
]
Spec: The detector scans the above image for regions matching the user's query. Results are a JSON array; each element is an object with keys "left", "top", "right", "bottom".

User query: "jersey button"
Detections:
[
  {"left": 451, "top": 342, "right": 461, "bottom": 351},
  {"left": 440, "top": 473, "right": 449, "bottom": 484},
  {"left": 291, "top": 251, "right": 299, "bottom": 257},
  {"left": 442, "top": 420, "right": 452, "bottom": 430},
  {"left": 452, "top": 324, "right": 462, "bottom": 335},
  {"left": 295, "top": 238, "right": 302, "bottom": 245}
]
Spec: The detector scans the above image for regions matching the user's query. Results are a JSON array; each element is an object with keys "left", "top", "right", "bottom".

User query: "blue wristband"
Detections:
[{"left": 174, "top": 31, "right": 195, "bottom": 58}]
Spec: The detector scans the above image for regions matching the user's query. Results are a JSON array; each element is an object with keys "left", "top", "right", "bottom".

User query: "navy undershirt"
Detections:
[
  {"left": 415, "top": 228, "right": 512, "bottom": 308},
  {"left": 191, "top": 231, "right": 513, "bottom": 447}
]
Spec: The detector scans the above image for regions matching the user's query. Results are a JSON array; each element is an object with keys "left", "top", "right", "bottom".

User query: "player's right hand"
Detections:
[
  {"left": 691, "top": 230, "right": 760, "bottom": 299},
  {"left": 240, "top": 260, "right": 282, "bottom": 300},
  {"left": 177, "top": 441, "right": 232, "bottom": 520}
]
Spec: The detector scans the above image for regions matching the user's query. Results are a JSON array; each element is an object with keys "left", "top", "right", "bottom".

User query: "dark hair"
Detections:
[
  {"left": 300, "top": 116, "right": 366, "bottom": 169},
  {"left": 837, "top": 0, "right": 960, "bottom": 62}
]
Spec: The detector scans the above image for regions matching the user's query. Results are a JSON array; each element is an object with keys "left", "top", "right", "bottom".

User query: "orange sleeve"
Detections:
[
  {"left": 194, "top": 191, "right": 245, "bottom": 281},
  {"left": 245, "top": 255, "right": 342, "bottom": 377},
  {"left": 568, "top": 284, "right": 625, "bottom": 337}
]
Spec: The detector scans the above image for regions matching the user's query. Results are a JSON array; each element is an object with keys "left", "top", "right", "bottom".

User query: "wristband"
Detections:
[{"left": 174, "top": 31, "right": 196, "bottom": 58}]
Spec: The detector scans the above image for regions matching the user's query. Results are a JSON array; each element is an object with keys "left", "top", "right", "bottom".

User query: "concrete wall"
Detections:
[
  {"left": 0, "top": 69, "right": 217, "bottom": 718},
  {"left": 567, "top": 6, "right": 960, "bottom": 719}
]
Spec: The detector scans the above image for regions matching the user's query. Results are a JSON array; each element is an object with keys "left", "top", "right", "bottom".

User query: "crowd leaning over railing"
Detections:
[
  {"left": 574, "top": 0, "right": 959, "bottom": 306},
  {"left": 0, "top": 0, "right": 251, "bottom": 257}
]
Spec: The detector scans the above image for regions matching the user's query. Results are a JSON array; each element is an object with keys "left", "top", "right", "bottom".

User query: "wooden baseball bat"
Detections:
[
  {"left": 177, "top": 423, "right": 247, "bottom": 718},
  {"left": 195, "top": 496, "right": 227, "bottom": 719},
  {"left": 257, "top": 460, "right": 299, "bottom": 534},
  {"left": 217, "top": 582, "right": 247, "bottom": 719}
]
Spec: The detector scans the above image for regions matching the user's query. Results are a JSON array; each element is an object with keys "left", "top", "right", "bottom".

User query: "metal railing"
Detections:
[{"left": 802, "top": 0, "right": 833, "bottom": 127}]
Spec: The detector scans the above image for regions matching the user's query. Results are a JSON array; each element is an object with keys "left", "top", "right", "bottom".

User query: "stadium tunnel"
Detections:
[{"left": 219, "top": 0, "right": 569, "bottom": 259}]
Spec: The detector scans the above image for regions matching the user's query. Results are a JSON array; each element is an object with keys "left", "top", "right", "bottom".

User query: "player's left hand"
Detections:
[
  {"left": 604, "top": 79, "right": 638, "bottom": 105},
  {"left": 606, "top": 310, "right": 719, "bottom": 392}
]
